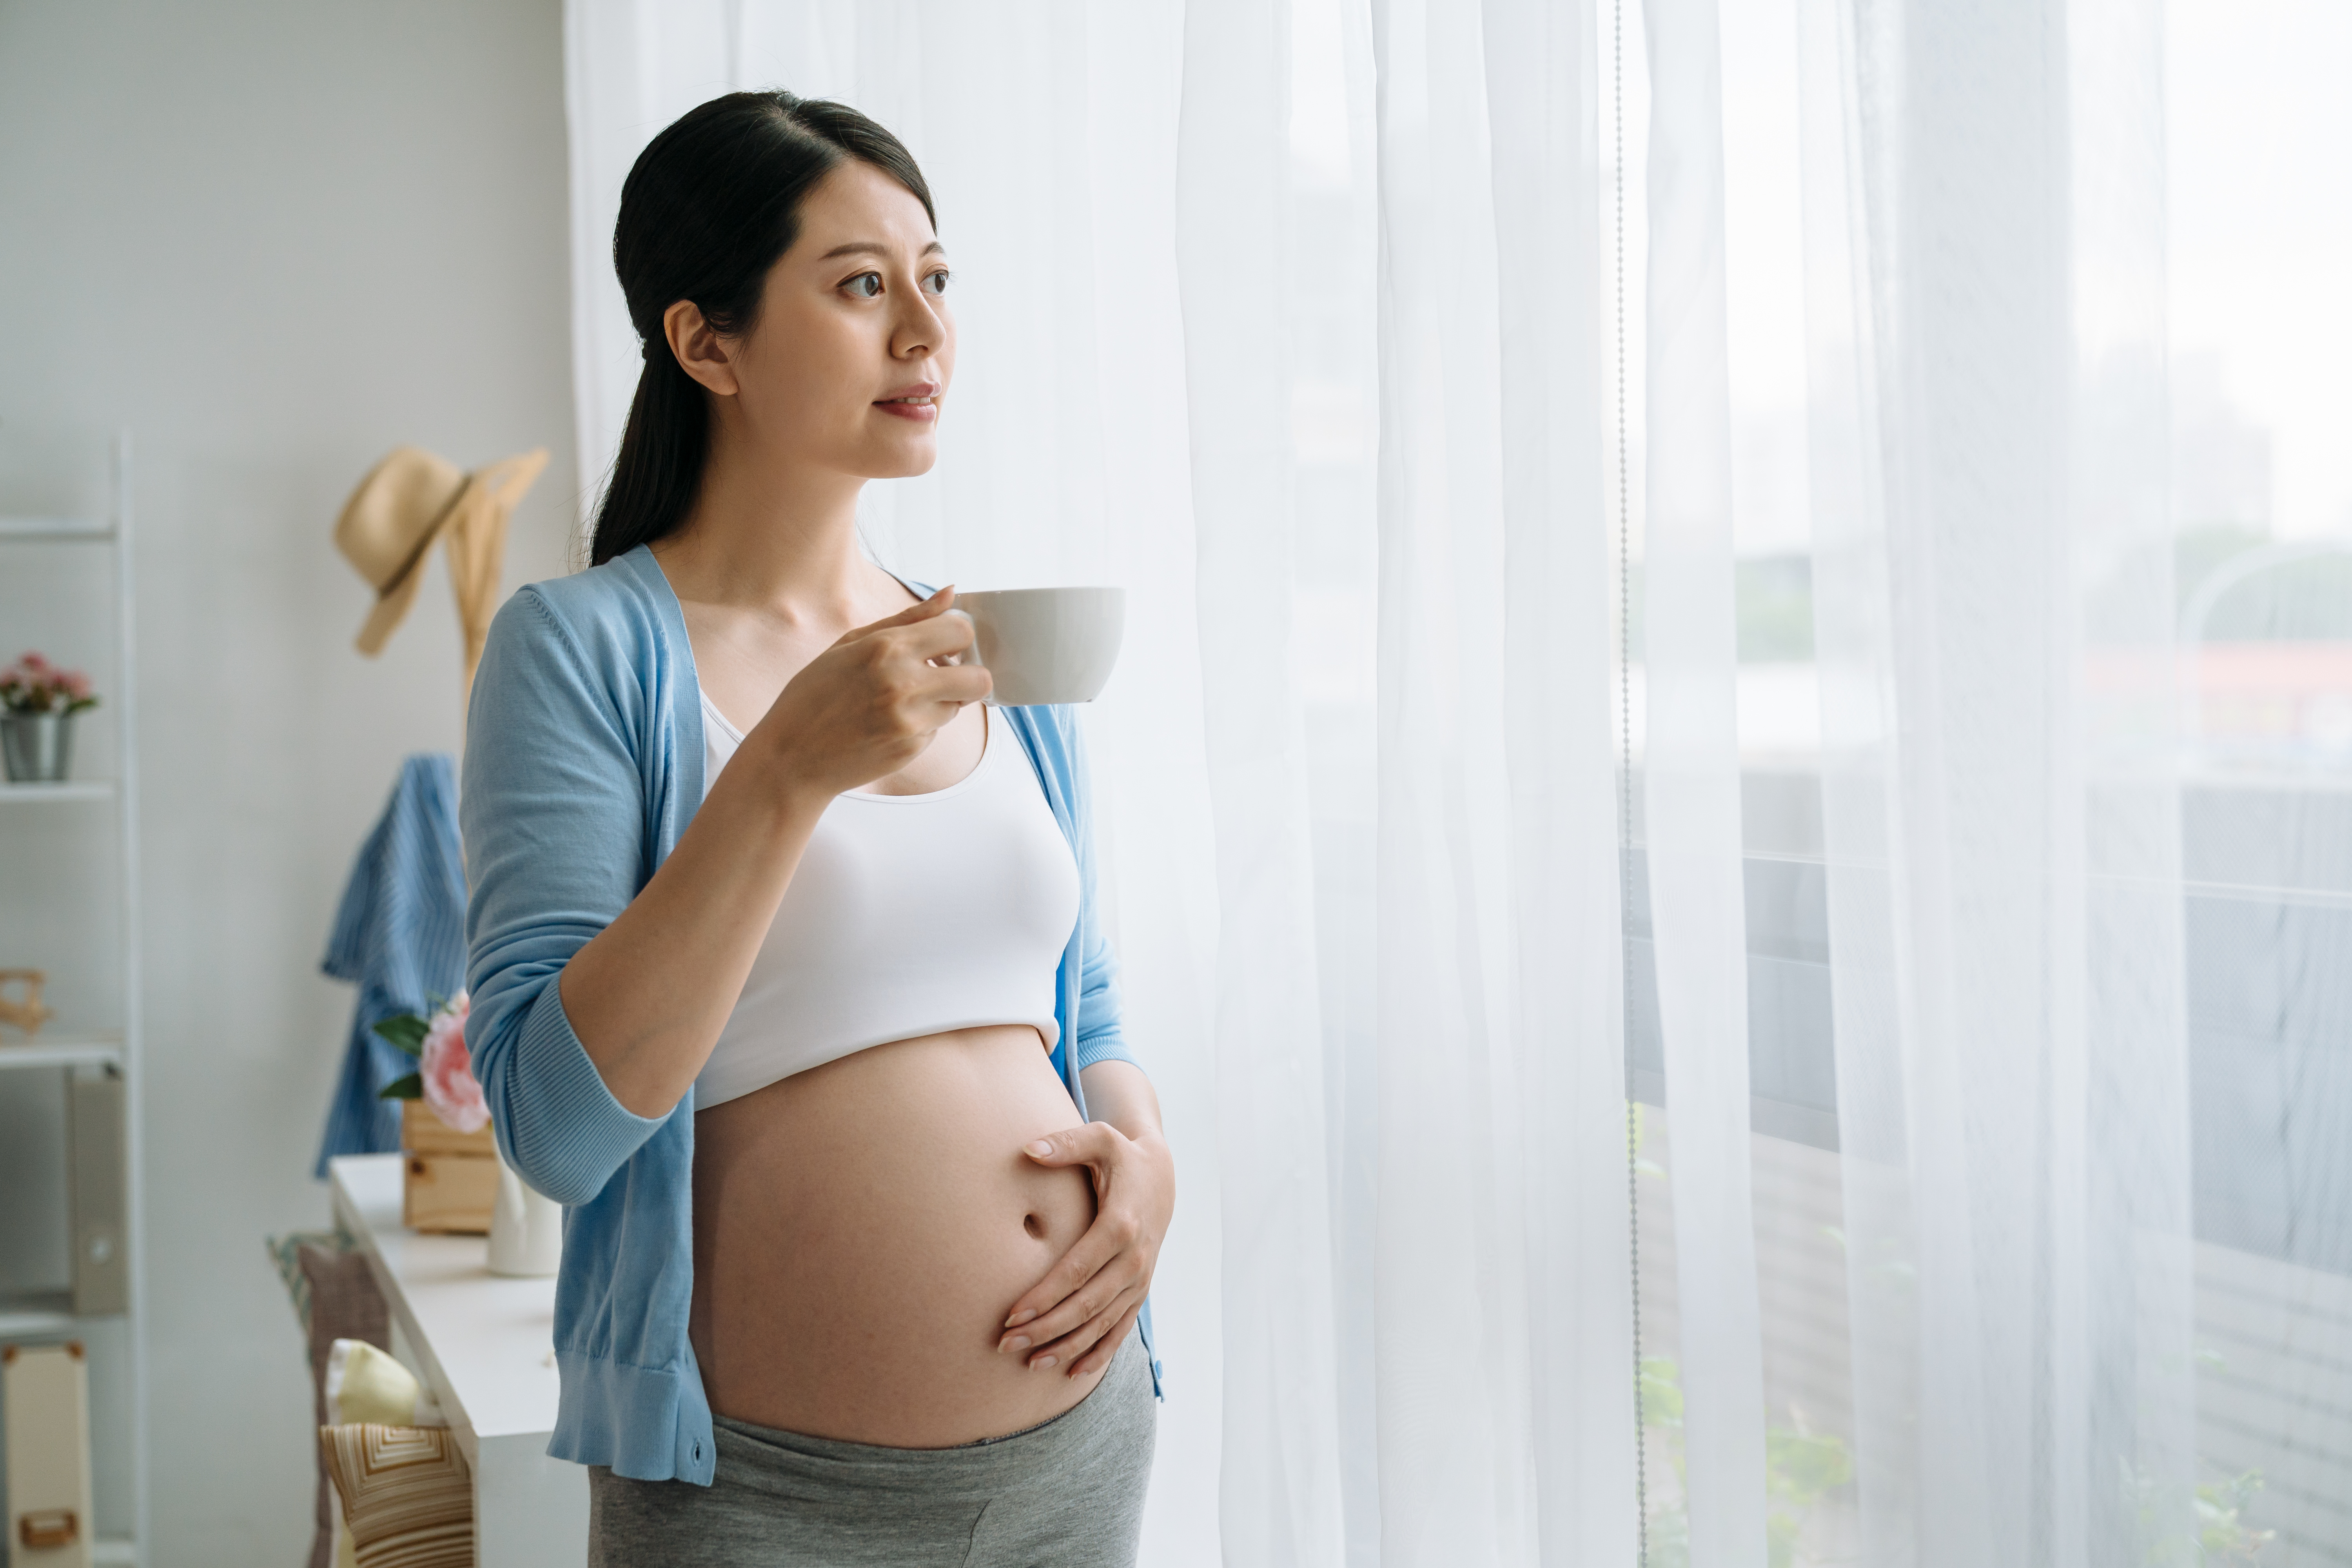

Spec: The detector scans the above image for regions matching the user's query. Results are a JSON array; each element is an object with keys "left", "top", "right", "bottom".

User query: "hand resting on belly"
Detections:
[{"left": 690, "top": 1024, "right": 1110, "bottom": 1447}]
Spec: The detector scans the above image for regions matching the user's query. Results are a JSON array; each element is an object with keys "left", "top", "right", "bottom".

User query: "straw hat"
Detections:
[{"left": 334, "top": 446, "right": 549, "bottom": 686}]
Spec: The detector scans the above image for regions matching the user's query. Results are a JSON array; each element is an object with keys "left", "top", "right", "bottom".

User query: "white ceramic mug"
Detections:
[{"left": 949, "top": 587, "right": 1125, "bottom": 706}]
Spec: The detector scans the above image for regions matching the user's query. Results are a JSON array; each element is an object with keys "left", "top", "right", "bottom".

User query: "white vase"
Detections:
[{"left": 486, "top": 1156, "right": 562, "bottom": 1277}]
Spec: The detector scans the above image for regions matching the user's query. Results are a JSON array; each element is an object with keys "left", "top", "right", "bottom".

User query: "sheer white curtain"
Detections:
[
  {"left": 1637, "top": 0, "right": 1768, "bottom": 1560},
  {"left": 1795, "top": 0, "right": 2195, "bottom": 1556},
  {"left": 1632, "top": 0, "right": 2234, "bottom": 1559},
  {"left": 562, "top": 2, "right": 1635, "bottom": 1563},
  {"left": 1368, "top": 1, "right": 1635, "bottom": 1562},
  {"left": 563, "top": 1, "right": 2349, "bottom": 1564}
]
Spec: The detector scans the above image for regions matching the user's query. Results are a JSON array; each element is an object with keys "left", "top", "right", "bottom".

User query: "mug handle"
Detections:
[{"left": 943, "top": 607, "right": 999, "bottom": 707}]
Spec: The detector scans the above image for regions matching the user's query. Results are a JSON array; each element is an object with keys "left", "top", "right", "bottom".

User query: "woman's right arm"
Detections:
[{"left": 465, "top": 584, "right": 984, "bottom": 1196}]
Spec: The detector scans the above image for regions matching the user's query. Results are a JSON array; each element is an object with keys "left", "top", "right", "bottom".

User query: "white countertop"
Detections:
[{"left": 327, "top": 1154, "right": 563, "bottom": 1469}]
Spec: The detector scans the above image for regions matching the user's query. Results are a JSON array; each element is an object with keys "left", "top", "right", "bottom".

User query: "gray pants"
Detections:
[{"left": 588, "top": 1328, "right": 1155, "bottom": 1566}]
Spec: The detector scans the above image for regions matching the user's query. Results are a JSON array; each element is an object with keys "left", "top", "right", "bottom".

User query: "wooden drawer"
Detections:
[
  {"left": 401, "top": 1153, "right": 498, "bottom": 1234},
  {"left": 400, "top": 1100, "right": 497, "bottom": 1233}
]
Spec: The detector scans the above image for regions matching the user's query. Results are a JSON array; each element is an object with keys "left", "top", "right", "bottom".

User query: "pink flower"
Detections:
[
  {"left": 419, "top": 993, "right": 488, "bottom": 1134},
  {"left": 0, "top": 652, "right": 96, "bottom": 713}
]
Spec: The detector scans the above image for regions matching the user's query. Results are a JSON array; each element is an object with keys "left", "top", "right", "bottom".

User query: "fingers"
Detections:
[
  {"left": 1028, "top": 1295, "right": 1138, "bottom": 1378},
  {"left": 923, "top": 662, "right": 993, "bottom": 708},
  {"left": 1000, "top": 1230, "right": 1145, "bottom": 1354},
  {"left": 836, "top": 584, "right": 956, "bottom": 647},
  {"left": 848, "top": 609, "right": 986, "bottom": 717},
  {"left": 1022, "top": 1123, "right": 1123, "bottom": 1169},
  {"left": 849, "top": 607, "right": 978, "bottom": 690},
  {"left": 896, "top": 601, "right": 978, "bottom": 654},
  {"left": 1063, "top": 1301, "right": 1144, "bottom": 1382},
  {"left": 1001, "top": 1220, "right": 1123, "bottom": 1338},
  {"left": 1007, "top": 1276, "right": 1141, "bottom": 1374}
]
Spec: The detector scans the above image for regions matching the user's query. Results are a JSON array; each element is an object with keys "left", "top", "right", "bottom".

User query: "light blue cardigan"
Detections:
[{"left": 460, "top": 544, "right": 1155, "bottom": 1485}]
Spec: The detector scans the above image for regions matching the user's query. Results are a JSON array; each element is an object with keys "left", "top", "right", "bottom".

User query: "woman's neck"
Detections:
[{"left": 653, "top": 431, "right": 882, "bottom": 625}]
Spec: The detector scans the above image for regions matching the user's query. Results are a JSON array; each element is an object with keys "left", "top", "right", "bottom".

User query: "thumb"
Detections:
[
  {"left": 837, "top": 584, "right": 956, "bottom": 647},
  {"left": 1023, "top": 1124, "right": 1116, "bottom": 1167}
]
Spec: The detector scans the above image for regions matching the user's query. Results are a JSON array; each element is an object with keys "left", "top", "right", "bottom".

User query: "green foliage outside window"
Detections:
[{"left": 1637, "top": 1354, "right": 1853, "bottom": 1568}]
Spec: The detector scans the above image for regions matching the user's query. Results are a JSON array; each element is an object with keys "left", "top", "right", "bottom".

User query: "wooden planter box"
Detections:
[{"left": 401, "top": 1099, "right": 497, "bottom": 1234}]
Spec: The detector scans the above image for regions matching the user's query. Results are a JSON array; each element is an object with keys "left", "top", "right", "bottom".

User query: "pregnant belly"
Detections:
[{"left": 689, "top": 1024, "right": 1103, "bottom": 1447}]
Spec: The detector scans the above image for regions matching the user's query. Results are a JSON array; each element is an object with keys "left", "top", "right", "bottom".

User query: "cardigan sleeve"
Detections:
[
  {"left": 461, "top": 587, "right": 669, "bottom": 1205},
  {"left": 1071, "top": 920, "right": 1136, "bottom": 1073},
  {"left": 1062, "top": 706, "right": 1140, "bottom": 1076}
]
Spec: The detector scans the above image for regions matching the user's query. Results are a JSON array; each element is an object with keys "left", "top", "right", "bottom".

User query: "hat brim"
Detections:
[{"left": 352, "top": 478, "right": 470, "bottom": 657}]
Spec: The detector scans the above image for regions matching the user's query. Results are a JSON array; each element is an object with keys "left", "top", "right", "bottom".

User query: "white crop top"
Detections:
[{"left": 691, "top": 695, "right": 1081, "bottom": 1110}]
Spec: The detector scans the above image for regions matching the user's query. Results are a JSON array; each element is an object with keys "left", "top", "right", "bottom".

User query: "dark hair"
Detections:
[{"left": 588, "top": 92, "right": 936, "bottom": 567}]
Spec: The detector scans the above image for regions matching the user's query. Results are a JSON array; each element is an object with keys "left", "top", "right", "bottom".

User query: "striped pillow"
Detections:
[{"left": 317, "top": 1424, "right": 473, "bottom": 1568}]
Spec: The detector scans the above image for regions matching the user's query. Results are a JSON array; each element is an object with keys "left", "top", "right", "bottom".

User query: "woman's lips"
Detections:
[{"left": 875, "top": 395, "right": 938, "bottom": 423}]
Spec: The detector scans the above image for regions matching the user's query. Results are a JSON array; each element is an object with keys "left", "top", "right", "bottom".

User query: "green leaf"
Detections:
[
  {"left": 377, "top": 1072, "right": 423, "bottom": 1101},
  {"left": 372, "top": 1014, "right": 430, "bottom": 1056},
  {"left": 1767, "top": 1425, "right": 1854, "bottom": 1501}
]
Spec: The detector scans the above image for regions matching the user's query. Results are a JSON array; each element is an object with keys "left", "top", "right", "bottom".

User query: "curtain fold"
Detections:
[
  {"left": 1174, "top": 0, "right": 1349, "bottom": 1560},
  {"left": 1364, "top": 0, "right": 1633, "bottom": 1559},
  {"left": 1480, "top": 0, "right": 1642, "bottom": 1561},
  {"left": 1794, "top": 0, "right": 1921, "bottom": 1553},
  {"left": 1786, "top": 0, "right": 2194, "bottom": 1558},
  {"left": 1637, "top": 0, "right": 1769, "bottom": 1558},
  {"left": 1364, "top": 0, "right": 1528, "bottom": 1556}
]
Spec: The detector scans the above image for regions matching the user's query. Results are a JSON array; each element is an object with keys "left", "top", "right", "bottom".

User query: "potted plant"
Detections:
[
  {"left": 0, "top": 652, "right": 100, "bottom": 783},
  {"left": 375, "top": 994, "right": 499, "bottom": 1233}
]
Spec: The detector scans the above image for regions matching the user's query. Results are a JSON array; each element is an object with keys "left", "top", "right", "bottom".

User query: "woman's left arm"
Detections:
[{"left": 999, "top": 1060, "right": 1176, "bottom": 1379}]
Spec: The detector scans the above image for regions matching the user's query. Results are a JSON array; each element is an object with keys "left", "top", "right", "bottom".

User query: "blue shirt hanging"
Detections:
[{"left": 314, "top": 751, "right": 466, "bottom": 1177}]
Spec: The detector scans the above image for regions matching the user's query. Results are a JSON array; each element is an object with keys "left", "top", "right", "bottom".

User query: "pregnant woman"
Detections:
[{"left": 461, "top": 92, "right": 1172, "bottom": 1566}]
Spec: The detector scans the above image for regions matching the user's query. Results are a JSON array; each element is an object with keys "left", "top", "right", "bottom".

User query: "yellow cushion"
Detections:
[
  {"left": 328, "top": 1339, "right": 443, "bottom": 1427},
  {"left": 318, "top": 1424, "right": 472, "bottom": 1568}
]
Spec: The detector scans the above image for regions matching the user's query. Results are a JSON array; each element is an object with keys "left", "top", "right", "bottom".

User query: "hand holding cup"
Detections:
[{"left": 751, "top": 587, "right": 993, "bottom": 799}]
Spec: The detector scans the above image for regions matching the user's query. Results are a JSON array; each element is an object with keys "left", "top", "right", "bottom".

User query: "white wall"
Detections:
[{"left": 0, "top": 1, "right": 577, "bottom": 1559}]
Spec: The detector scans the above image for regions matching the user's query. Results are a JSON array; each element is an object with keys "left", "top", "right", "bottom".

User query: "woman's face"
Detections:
[{"left": 721, "top": 159, "right": 955, "bottom": 481}]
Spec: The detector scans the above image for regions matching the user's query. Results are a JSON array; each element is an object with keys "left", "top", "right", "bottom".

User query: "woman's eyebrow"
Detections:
[{"left": 817, "top": 239, "right": 948, "bottom": 261}]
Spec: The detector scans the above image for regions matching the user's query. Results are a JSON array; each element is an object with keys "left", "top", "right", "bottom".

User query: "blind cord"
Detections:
[{"left": 1613, "top": 0, "right": 1650, "bottom": 1559}]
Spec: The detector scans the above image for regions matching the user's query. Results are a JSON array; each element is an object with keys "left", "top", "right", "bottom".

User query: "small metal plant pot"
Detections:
[{"left": 1, "top": 710, "right": 77, "bottom": 783}]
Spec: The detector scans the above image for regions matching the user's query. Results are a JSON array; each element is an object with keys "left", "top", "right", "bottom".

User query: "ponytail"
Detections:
[
  {"left": 586, "top": 91, "right": 936, "bottom": 568},
  {"left": 590, "top": 350, "right": 709, "bottom": 566}
]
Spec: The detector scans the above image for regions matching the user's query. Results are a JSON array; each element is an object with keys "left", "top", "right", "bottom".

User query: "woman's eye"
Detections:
[
  {"left": 846, "top": 272, "right": 883, "bottom": 298},
  {"left": 924, "top": 270, "right": 951, "bottom": 296}
]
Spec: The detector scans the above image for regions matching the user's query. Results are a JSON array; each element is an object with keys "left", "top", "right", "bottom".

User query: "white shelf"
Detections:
[
  {"left": 0, "top": 434, "right": 145, "bottom": 1563},
  {"left": 0, "top": 778, "right": 115, "bottom": 802},
  {"left": 0, "top": 516, "right": 114, "bottom": 542},
  {"left": 0, "top": 1290, "right": 75, "bottom": 1337},
  {"left": 0, "top": 1034, "right": 125, "bottom": 1071},
  {"left": 0, "top": 1289, "right": 127, "bottom": 1339}
]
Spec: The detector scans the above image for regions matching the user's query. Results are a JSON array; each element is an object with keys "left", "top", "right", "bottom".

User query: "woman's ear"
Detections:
[{"left": 664, "top": 299, "right": 740, "bottom": 397}]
